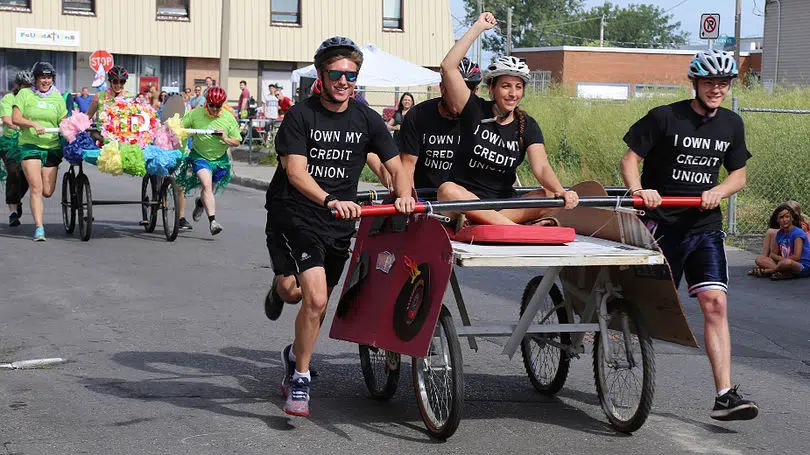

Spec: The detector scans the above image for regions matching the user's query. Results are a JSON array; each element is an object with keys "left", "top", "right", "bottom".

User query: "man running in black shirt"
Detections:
[
  {"left": 400, "top": 57, "right": 481, "bottom": 189},
  {"left": 621, "top": 49, "right": 758, "bottom": 421},
  {"left": 264, "top": 37, "right": 415, "bottom": 417}
]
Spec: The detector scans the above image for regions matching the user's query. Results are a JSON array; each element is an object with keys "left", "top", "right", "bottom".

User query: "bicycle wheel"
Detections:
[
  {"left": 412, "top": 305, "right": 464, "bottom": 439},
  {"left": 141, "top": 175, "right": 158, "bottom": 233},
  {"left": 519, "top": 276, "right": 571, "bottom": 395},
  {"left": 160, "top": 177, "right": 180, "bottom": 242},
  {"left": 593, "top": 299, "right": 655, "bottom": 433},
  {"left": 76, "top": 173, "right": 93, "bottom": 242},
  {"left": 61, "top": 169, "right": 76, "bottom": 233},
  {"left": 359, "top": 345, "right": 400, "bottom": 400}
]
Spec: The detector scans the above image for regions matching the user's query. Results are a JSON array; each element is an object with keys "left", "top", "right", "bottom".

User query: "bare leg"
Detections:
[
  {"left": 292, "top": 267, "right": 333, "bottom": 373},
  {"left": 41, "top": 166, "right": 58, "bottom": 198},
  {"left": 196, "top": 169, "right": 215, "bottom": 217},
  {"left": 177, "top": 187, "right": 187, "bottom": 219},
  {"left": 697, "top": 290, "right": 732, "bottom": 393},
  {"left": 21, "top": 160, "right": 44, "bottom": 227},
  {"left": 774, "top": 258, "right": 802, "bottom": 276},
  {"left": 437, "top": 182, "right": 516, "bottom": 225},
  {"left": 500, "top": 189, "right": 560, "bottom": 223},
  {"left": 276, "top": 274, "right": 303, "bottom": 303},
  {"left": 754, "top": 255, "right": 777, "bottom": 275}
]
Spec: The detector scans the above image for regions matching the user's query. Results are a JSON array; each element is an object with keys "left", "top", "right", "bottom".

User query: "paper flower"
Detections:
[
  {"left": 143, "top": 145, "right": 183, "bottom": 177},
  {"left": 97, "top": 141, "right": 123, "bottom": 176},
  {"left": 59, "top": 111, "right": 93, "bottom": 143},
  {"left": 100, "top": 98, "right": 160, "bottom": 149},
  {"left": 62, "top": 131, "right": 98, "bottom": 165},
  {"left": 119, "top": 143, "right": 147, "bottom": 177}
]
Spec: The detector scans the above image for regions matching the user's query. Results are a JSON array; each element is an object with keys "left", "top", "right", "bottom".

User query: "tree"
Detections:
[
  {"left": 461, "top": 0, "right": 586, "bottom": 54},
  {"left": 462, "top": 1, "right": 688, "bottom": 54},
  {"left": 569, "top": 3, "right": 689, "bottom": 48}
]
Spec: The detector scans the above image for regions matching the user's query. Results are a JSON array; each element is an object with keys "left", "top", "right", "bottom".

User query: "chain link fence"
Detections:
[{"left": 729, "top": 97, "right": 810, "bottom": 240}]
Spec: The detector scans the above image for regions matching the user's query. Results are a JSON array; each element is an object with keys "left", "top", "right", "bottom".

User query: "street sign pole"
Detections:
[{"left": 700, "top": 13, "right": 720, "bottom": 49}]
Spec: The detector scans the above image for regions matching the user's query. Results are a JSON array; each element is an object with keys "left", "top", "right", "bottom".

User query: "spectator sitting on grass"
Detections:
[{"left": 749, "top": 201, "right": 810, "bottom": 280}]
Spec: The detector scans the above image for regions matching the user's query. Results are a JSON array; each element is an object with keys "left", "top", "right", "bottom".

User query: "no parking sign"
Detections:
[{"left": 700, "top": 13, "right": 720, "bottom": 40}]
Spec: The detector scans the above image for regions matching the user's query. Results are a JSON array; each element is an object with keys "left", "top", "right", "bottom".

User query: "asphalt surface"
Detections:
[{"left": 1, "top": 166, "right": 808, "bottom": 454}]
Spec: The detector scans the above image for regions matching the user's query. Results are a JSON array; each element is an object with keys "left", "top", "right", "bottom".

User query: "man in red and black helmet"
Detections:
[
  {"left": 399, "top": 57, "right": 482, "bottom": 189},
  {"left": 264, "top": 36, "right": 414, "bottom": 417},
  {"left": 86, "top": 65, "right": 130, "bottom": 121},
  {"left": 175, "top": 86, "right": 242, "bottom": 236}
]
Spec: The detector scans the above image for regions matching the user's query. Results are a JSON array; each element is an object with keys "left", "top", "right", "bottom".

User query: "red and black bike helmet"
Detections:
[
  {"left": 107, "top": 65, "right": 129, "bottom": 82},
  {"left": 205, "top": 86, "right": 227, "bottom": 105}
]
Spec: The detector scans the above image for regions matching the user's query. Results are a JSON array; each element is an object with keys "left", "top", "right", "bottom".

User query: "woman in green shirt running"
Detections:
[
  {"left": 11, "top": 62, "right": 68, "bottom": 241},
  {"left": 1, "top": 70, "right": 33, "bottom": 227}
]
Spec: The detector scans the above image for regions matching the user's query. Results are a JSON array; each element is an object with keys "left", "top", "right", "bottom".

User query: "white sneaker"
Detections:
[
  {"left": 209, "top": 220, "right": 223, "bottom": 236},
  {"left": 192, "top": 198, "right": 204, "bottom": 222}
]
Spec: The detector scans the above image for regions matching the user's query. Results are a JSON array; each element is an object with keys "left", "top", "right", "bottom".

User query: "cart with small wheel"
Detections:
[{"left": 330, "top": 182, "right": 701, "bottom": 439}]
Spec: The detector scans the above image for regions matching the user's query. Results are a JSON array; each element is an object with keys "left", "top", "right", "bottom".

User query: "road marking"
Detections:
[{"left": 0, "top": 358, "right": 67, "bottom": 370}]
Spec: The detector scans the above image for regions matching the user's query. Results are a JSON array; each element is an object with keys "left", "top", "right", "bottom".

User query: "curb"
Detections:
[{"left": 231, "top": 172, "right": 269, "bottom": 192}]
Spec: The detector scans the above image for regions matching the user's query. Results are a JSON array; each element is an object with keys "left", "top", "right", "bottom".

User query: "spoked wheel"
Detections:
[
  {"left": 519, "top": 276, "right": 571, "bottom": 395},
  {"left": 359, "top": 345, "right": 400, "bottom": 400},
  {"left": 141, "top": 175, "right": 158, "bottom": 233},
  {"left": 160, "top": 177, "right": 180, "bottom": 242},
  {"left": 593, "top": 299, "right": 655, "bottom": 433},
  {"left": 61, "top": 169, "right": 76, "bottom": 233},
  {"left": 412, "top": 305, "right": 464, "bottom": 440},
  {"left": 76, "top": 173, "right": 93, "bottom": 241}
]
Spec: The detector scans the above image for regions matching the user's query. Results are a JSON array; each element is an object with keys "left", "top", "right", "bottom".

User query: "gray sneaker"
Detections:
[
  {"left": 284, "top": 376, "right": 311, "bottom": 417},
  {"left": 192, "top": 197, "right": 204, "bottom": 221},
  {"left": 209, "top": 220, "right": 223, "bottom": 235}
]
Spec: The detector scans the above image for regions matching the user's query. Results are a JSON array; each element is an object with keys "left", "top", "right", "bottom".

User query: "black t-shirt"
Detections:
[
  {"left": 624, "top": 99, "right": 751, "bottom": 233},
  {"left": 266, "top": 97, "right": 397, "bottom": 238},
  {"left": 449, "top": 94, "right": 544, "bottom": 199},
  {"left": 400, "top": 97, "right": 461, "bottom": 189}
]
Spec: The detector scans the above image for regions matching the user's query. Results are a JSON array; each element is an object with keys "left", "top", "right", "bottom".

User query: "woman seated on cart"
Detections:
[
  {"left": 10, "top": 62, "right": 67, "bottom": 241},
  {"left": 437, "top": 12, "right": 578, "bottom": 227}
]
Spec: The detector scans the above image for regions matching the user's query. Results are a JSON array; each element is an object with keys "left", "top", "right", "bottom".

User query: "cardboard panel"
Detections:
[
  {"left": 330, "top": 215, "right": 453, "bottom": 357},
  {"left": 554, "top": 181, "right": 698, "bottom": 348}
]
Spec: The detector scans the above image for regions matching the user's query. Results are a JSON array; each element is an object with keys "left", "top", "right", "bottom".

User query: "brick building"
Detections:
[{"left": 513, "top": 46, "right": 762, "bottom": 99}]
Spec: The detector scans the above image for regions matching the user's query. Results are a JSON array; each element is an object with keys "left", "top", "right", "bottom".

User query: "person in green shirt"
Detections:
[
  {"left": 175, "top": 86, "right": 241, "bottom": 235},
  {"left": 11, "top": 62, "right": 68, "bottom": 241},
  {"left": 1, "top": 70, "right": 33, "bottom": 227}
]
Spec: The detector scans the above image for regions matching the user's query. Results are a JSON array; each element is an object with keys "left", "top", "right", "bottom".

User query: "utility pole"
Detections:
[
  {"left": 476, "top": 0, "right": 483, "bottom": 65},
  {"left": 219, "top": 0, "right": 231, "bottom": 88},
  {"left": 506, "top": 7, "right": 513, "bottom": 55},
  {"left": 599, "top": 14, "right": 606, "bottom": 47},
  {"left": 734, "top": 0, "right": 742, "bottom": 69}
]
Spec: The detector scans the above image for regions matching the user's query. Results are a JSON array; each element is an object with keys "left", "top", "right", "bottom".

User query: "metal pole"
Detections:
[
  {"left": 248, "top": 118, "right": 253, "bottom": 165},
  {"left": 599, "top": 15, "right": 604, "bottom": 47},
  {"left": 219, "top": 0, "right": 231, "bottom": 88},
  {"left": 729, "top": 96, "right": 740, "bottom": 235},
  {"left": 477, "top": 0, "right": 483, "bottom": 65},
  {"left": 506, "top": 7, "right": 513, "bottom": 55},
  {"left": 734, "top": 0, "right": 742, "bottom": 70}
]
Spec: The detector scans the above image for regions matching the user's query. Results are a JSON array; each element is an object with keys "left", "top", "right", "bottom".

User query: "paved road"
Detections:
[{"left": 1, "top": 166, "right": 808, "bottom": 454}]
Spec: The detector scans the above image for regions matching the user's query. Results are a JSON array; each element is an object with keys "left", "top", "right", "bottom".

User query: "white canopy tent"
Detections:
[{"left": 291, "top": 43, "right": 441, "bottom": 87}]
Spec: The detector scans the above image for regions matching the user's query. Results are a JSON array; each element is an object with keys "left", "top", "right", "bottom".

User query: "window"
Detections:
[
  {"left": 633, "top": 84, "right": 681, "bottom": 98},
  {"left": 0, "top": 0, "right": 31, "bottom": 12},
  {"left": 156, "top": 0, "right": 189, "bottom": 21},
  {"left": 383, "top": 0, "right": 403, "bottom": 30},
  {"left": 271, "top": 0, "right": 300, "bottom": 25},
  {"left": 527, "top": 71, "right": 551, "bottom": 94},
  {"left": 63, "top": 0, "right": 94, "bottom": 15}
]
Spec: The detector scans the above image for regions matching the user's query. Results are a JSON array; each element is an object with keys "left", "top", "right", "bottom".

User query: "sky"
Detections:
[{"left": 449, "top": 0, "right": 766, "bottom": 58}]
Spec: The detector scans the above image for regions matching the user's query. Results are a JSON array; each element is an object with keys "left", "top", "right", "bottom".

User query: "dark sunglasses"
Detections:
[
  {"left": 207, "top": 102, "right": 223, "bottom": 109},
  {"left": 110, "top": 79, "right": 126, "bottom": 84},
  {"left": 326, "top": 70, "right": 358, "bottom": 82}
]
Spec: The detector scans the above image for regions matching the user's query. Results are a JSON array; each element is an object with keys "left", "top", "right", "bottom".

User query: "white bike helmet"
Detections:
[
  {"left": 484, "top": 56, "right": 530, "bottom": 84},
  {"left": 688, "top": 49, "right": 738, "bottom": 79}
]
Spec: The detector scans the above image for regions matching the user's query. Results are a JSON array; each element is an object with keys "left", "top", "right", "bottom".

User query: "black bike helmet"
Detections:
[
  {"left": 32, "top": 61, "right": 56, "bottom": 79},
  {"left": 314, "top": 36, "right": 363, "bottom": 69},
  {"left": 458, "top": 57, "right": 482, "bottom": 89},
  {"left": 15, "top": 70, "right": 34, "bottom": 87},
  {"left": 107, "top": 65, "right": 129, "bottom": 82}
]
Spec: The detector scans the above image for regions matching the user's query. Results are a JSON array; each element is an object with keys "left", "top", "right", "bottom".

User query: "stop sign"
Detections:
[{"left": 89, "top": 50, "right": 114, "bottom": 73}]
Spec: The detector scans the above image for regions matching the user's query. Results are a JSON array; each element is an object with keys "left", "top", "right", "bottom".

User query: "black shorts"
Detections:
[
  {"left": 649, "top": 221, "right": 728, "bottom": 297},
  {"left": 23, "top": 153, "right": 61, "bottom": 167},
  {"left": 265, "top": 213, "right": 350, "bottom": 288}
]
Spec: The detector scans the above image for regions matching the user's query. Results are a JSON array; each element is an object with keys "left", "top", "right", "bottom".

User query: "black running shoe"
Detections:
[
  {"left": 281, "top": 343, "right": 296, "bottom": 398},
  {"left": 711, "top": 385, "right": 759, "bottom": 421},
  {"left": 264, "top": 276, "right": 284, "bottom": 321},
  {"left": 192, "top": 197, "right": 204, "bottom": 222},
  {"left": 9, "top": 211, "right": 21, "bottom": 227},
  {"left": 179, "top": 218, "right": 193, "bottom": 230}
]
